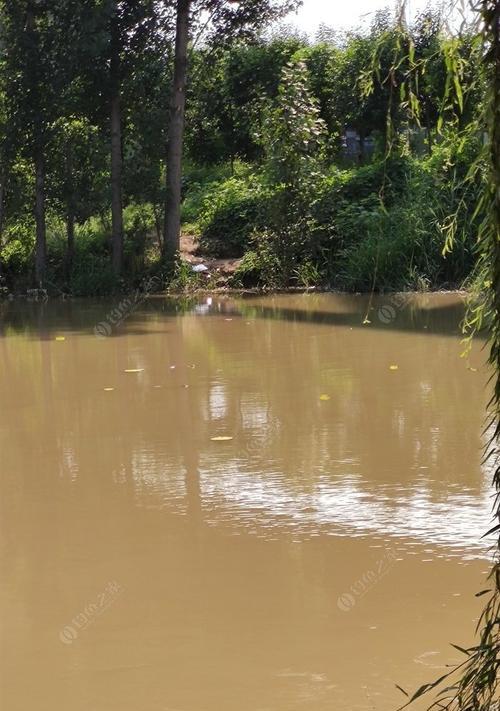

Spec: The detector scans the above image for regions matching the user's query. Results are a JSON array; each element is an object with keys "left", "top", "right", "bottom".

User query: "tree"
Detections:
[
  {"left": 185, "top": 34, "right": 305, "bottom": 165},
  {"left": 163, "top": 0, "right": 300, "bottom": 258},
  {"left": 0, "top": 0, "right": 73, "bottom": 286},
  {"left": 164, "top": 0, "right": 191, "bottom": 260},
  {"left": 47, "top": 117, "right": 108, "bottom": 268},
  {"left": 255, "top": 59, "right": 327, "bottom": 284},
  {"left": 0, "top": 49, "right": 10, "bottom": 275},
  {"left": 98, "top": 0, "right": 167, "bottom": 274},
  {"left": 109, "top": 1, "right": 124, "bottom": 275}
]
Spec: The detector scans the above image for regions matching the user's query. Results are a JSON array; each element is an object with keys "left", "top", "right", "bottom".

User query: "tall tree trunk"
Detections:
[
  {"left": 153, "top": 203, "right": 163, "bottom": 251},
  {"left": 0, "top": 166, "right": 5, "bottom": 278},
  {"left": 67, "top": 212, "right": 75, "bottom": 269},
  {"left": 110, "top": 11, "right": 123, "bottom": 276},
  {"left": 34, "top": 147, "right": 46, "bottom": 287},
  {"left": 164, "top": 0, "right": 191, "bottom": 260},
  {"left": 26, "top": 5, "right": 46, "bottom": 287},
  {"left": 66, "top": 141, "right": 75, "bottom": 271}
]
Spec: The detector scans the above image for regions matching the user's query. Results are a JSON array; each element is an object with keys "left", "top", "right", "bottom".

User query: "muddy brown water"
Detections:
[{"left": 0, "top": 292, "right": 494, "bottom": 711}]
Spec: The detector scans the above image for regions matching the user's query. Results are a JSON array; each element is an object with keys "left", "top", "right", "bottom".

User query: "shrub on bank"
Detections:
[
  {"left": 0, "top": 203, "right": 162, "bottom": 296},
  {"left": 323, "top": 143, "right": 480, "bottom": 291},
  {"left": 1, "top": 137, "right": 481, "bottom": 295},
  {"left": 198, "top": 145, "right": 481, "bottom": 291},
  {"left": 180, "top": 161, "right": 250, "bottom": 225},
  {"left": 1, "top": 220, "right": 35, "bottom": 288},
  {"left": 197, "top": 175, "right": 268, "bottom": 258}
]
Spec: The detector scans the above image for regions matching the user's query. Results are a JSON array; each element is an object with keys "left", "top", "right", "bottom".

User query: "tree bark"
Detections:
[
  {"left": 34, "top": 147, "right": 46, "bottom": 286},
  {"left": 164, "top": 0, "right": 191, "bottom": 260},
  {"left": 67, "top": 211, "right": 75, "bottom": 268},
  {"left": 0, "top": 166, "right": 5, "bottom": 277},
  {"left": 153, "top": 203, "right": 163, "bottom": 250},
  {"left": 110, "top": 9, "right": 124, "bottom": 275},
  {"left": 65, "top": 141, "right": 75, "bottom": 270}
]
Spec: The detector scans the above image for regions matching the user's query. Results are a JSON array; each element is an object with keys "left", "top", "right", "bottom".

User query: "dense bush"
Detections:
[
  {"left": 215, "top": 131, "right": 483, "bottom": 291},
  {"left": 197, "top": 175, "right": 268, "bottom": 257},
  {"left": 68, "top": 251, "right": 118, "bottom": 296},
  {"left": 1, "top": 221, "right": 35, "bottom": 277},
  {"left": 0, "top": 17, "right": 484, "bottom": 296},
  {"left": 323, "top": 136, "right": 482, "bottom": 291},
  {"left": 0, "top": 202, "right": 163, "bottom": 296},
  {"left": 180, "top": 162, "right": 238, "bottom": 225},
  {"left": 231, "top": 59, "right": 330, "bottom": 287}
]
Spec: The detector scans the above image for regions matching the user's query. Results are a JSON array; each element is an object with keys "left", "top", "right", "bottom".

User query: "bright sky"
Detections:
[{"left": 285, "top": 0, "right": 446, "bottom": 36}]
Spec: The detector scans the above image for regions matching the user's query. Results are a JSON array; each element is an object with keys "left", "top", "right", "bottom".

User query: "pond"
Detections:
[{"left": 0, "top": 292, "right": 493, "bottom": 711}]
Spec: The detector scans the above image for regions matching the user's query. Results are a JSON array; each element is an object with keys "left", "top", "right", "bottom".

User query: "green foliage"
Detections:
[
  {"left": 358, "top": 4, "right": 500, "bottom": 710},
  {"left": 167, "top": 258, "right": 209, "bottom": 293},
  {"left": 123, "top": 202, "right": 158, "bottom": 272},
  {"left": 258, "top": 60, "right": 326, "bottom": 190},
  {"left": 1, "top": 220, "right": 35, "bottom": 282},
  {"left": 0, "top": 3, "right": 488, "bottom": 294},
  {"left": 294, "top": 259, "right": 321, "bottom": 287},
  {"left": 186, "top": 35, "right": 305, "bottom": 162},
  {"left": 198, "top": 174, "right": 267, "bottom": 257},
  {"left": 312, "top": 140, "right": 481, "bottom": 290},
  {"left": 180, "top": 161, "right": 241, "bottom": 224},
  {"left": 246, "top": 59, "right": 328, "bottom": 286},
  {"left": 232, "top": 249, "right": 266, "bottom": 287},
  {"left": 68, "top": 251, "right": 118, "bottom": 297},
  {"left": 336, "top": 203, "right": 438, "bottom": 291},
  {"left": 187, "top": 49, "right": 483, "bottom": 293}
]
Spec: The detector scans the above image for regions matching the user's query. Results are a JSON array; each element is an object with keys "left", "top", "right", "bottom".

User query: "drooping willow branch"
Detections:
[
  {"left": 363, "top": 1, "right": 500, "bottom": 708},
  {"left": 417, "top": 3, "right": 500, "bottom": 708}
]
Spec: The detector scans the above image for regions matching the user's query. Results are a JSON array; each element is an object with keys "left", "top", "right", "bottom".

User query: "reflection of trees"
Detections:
[
  {"left": 0, "top": 294, "right": 490, "bottom": 557},
  {"left": 198, "top": 294, "right": 487, "bottom": 489}
]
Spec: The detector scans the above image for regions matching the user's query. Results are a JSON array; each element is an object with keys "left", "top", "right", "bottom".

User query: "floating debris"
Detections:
[
  {"left": 124, "top": 368, "right": 144, "bottom": 373},
  {"left": 211, "top": 436, "right": 233, "bottom": 442}
]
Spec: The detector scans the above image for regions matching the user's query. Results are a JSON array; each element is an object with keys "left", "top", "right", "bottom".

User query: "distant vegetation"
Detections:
[{"left": 0, "top": 2, "right": 485, "bottom": 294}]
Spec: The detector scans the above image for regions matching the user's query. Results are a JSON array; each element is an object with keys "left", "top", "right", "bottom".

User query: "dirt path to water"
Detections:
[{"left": 180, "top": 232, "right": 242, "bottom": 284}]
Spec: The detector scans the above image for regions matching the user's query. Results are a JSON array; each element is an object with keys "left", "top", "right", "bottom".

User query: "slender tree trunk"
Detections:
[
  {"left": 67, "top": 212, "right": 75, "bottom": 267},
  {"left": 164, "top": 0, "right": 191, "bottom": 260},
  {"left": 229, "top": 101, "right": 235, "bottom": 176},
  {"left": 26, "top": 6, "right": 46, "bottom": 287},
  {"left": 0, "top": 167, "right": 5, "bottom": 278},
  {"left": 34, "top": 147, "right": 46, "bottom": 287},
  {"left": 66, "top": 142, "right": 75, "bottom": 271},
  {"left": 110, "top": 11, "right": 123, "bottom": 276},
  {"left": 153, "top": 203, "right": 163, "bottom": 250}
]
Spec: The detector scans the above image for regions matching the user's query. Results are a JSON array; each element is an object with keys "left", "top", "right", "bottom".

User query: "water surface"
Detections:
[{"left": 0, "top": 292, "right": 493, "bottom": 711}]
